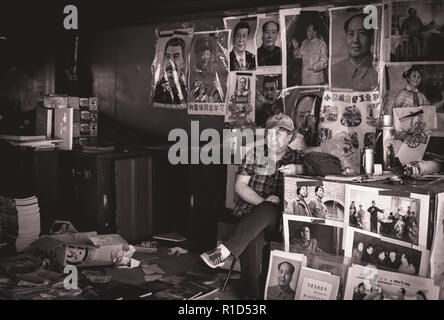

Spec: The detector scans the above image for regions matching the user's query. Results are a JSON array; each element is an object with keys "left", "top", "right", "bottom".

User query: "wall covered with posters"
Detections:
[{"left": 89, "top": 0, "right": 444, "bottom": 146}]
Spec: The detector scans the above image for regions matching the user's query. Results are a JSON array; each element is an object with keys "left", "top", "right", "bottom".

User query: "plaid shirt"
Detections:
[{"left": 233, "top": 147, "right": 304, "bottom": 217}]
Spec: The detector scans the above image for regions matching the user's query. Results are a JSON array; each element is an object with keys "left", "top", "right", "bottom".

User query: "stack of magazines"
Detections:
[{"left": 0, "top": 196, "right": 41, "bottom": 252}]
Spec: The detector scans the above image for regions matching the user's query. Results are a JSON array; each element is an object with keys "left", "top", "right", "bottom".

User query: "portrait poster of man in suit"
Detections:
[{"left": 224, "top": 17, "right": 257, "bottom": 72}]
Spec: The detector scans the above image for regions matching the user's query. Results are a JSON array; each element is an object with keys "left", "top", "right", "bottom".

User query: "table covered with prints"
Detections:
[{"left": 264, "top": 175, "right": 444, "bottom": 300}]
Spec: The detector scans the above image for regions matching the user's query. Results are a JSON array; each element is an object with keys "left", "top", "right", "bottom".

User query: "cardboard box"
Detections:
[
  {"left": 68, "top": 97, "right": 80, "bottom": 110},
  {"left": 44, "top": 95, "right": 68, "bottom": 109},
  {"left": 50, "top": 233, "right": 128, "bottom": 267}
]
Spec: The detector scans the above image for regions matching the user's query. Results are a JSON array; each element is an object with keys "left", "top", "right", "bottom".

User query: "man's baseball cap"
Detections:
[{"left": 265, "top": 113, "right": 295, "bottom": 131}]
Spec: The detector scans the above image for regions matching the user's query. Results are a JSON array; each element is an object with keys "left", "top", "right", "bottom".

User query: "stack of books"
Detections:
[
  {"left": 0, "top": 135, "right": 62, "bottom": 150},
  {"left": 0, "top": 196, "right": 41, "bottom": 252}
]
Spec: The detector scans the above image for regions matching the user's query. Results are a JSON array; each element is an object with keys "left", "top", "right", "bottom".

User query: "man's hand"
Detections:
[
  {"left": 279, "top": 164, "right": 301, "bottom": 175},
  {"left": 265, "top": 195, "right": 280, "bottom": 204}
]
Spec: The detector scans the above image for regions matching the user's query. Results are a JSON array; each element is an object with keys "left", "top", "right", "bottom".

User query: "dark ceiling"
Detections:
[{"left": 0, "top": 0, "right": 371, "bottom": 37}]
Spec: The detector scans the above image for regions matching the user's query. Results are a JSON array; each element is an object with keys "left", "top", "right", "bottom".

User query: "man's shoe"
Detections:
[{"left": 200, "top": 248, "right": 226, "bottom": 269}]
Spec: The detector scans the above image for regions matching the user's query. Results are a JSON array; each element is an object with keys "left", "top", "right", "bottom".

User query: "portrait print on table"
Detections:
[
  {"left": 256, "top": 13, "right": 282, "bottom": 74},
  {"left": 255, "top": 74, "right": 283, "bottom": 128},
  {"left": 317, "top": 90, "right": 381, "bottom": 173},
  {"left": 151, "top": 28, "right": 193, "bottom": 110},
  {"left": 224, "top": 16, "right": 258, "bottom": 72},
  {"left": 345, "top": 184, "right": 431, "bottom": 249},
  {"left": 344, "top": 264, "right": 439, "bottom": 300},
  {"left": 280, "top": 8, "right": 329, "bottom": 88},
  {"left": 389, "top": 0, "right": 444, "bottom": 62},
  {"left": 344, "top": 227, "right": 430, "bottom": 277},
  {"left": 283, "top": 214, "right": 345, "bottom": 259},
  {"left": 329, "top": 5, "right": 381, "bottom": 91},
  {"left": 264, "top": 249, "right": 306, "bottom": 300},
  {"left": 283, "top": 87, "right": 326, "bottom": 149},
  {"left": 284, "top": 176, "right": 345, "bottom": 222},
  {"left": 387, "top": 63, "right": 444, "bottom": 114},
  {"left": 188, "top": 30, "right": 230, "bottom": 116},
  {"left": 225, "top": 72, "right": 256, "bottom": 123}
]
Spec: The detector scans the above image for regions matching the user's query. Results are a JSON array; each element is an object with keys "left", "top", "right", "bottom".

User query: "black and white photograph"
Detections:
[
  {"left": 389, "top": 0, "right": 444, "bottom": 62},
  {"left": 256, "top": 14, "right": 282, "bottom": 73},
  {"left": 283, "top": 215, "right": 345, "bottom": 259},
  {"left": 151, "top": 29, "right": 193, "bottom": 109},
  {"left": 284, "top": 177, "right": 345, "bottom": 222},
  {"left": 281, "top": 9, "right": 329, "bottom": 88},
  {"left": 188, "top": 31, "right": 229, "bottom": 116},
  {"left": 345, "top": 264, "right": 439, "bottom": 300},
  {"left": 2, "top": 0, "right": 444, "bottom": 304},
  {"left": 329, "top": 5, "right": 381, "bottom": 91},
  {"left": 345, "top": 228, "right": 430, "bottom": 276},
  {"left": 224, "top": 16, "right": 258, "bottom": 72},
  {"left": 255, "top": 74, "right": 283, "bottom": 128},
  {"left": 345, "top": 184, "right": 431, "bottom": 248},
  {"left": 264, "top": 250, "right": 306, "bottom": 300}
]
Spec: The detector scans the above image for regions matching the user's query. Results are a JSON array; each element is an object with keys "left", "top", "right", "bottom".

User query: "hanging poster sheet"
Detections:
[
  {"left": 431, "top": 193, "right": 444, "bottom": 298},
  {"left": 294, "top": 267, "right": 340, "bottom": 300},
  {"left": 225, "top": 72, "right": 255, "bottom": 123},
  {"left": 255, "top": 13, "right": 282, "bottom": 74},
  {"left": 224, "top": 16, "right": 258, "bottom": 72},
  {"left": 392, "top": 105, "right": 437, "bottom": 165},
  {"left": 318, "top": 90, "right": 381, "bottom": 173},
  {"left": 187, "top": 30, "right": 230, "bottom": 116},
  {"left": 284, "top": 176, "right": 345, "bottom": 223},
  {"left": 151, "top": 28, "right": 193, "bottom": 110},
  {"left": 255, "top": 74, "right": 283, "bottom": 128},
  {"left": 344, "top": 227, "right": 430, "bottom": 277},
  {"left": 264, "top": 249, "right": 306, "bottom": 300},
  {"left": 388, "top": 0, "right": 444, "bottom": 62},
  {"left": 385, "top": 63, "right": 444, "bottom": 114},
  {"left": 344, "top": 264, "right": 439, "bottom": 300},
  {"left": 280, "top": 8, "right": 330, "bottom": 88},
  {"left": 329, "top": 5, "right": 382, "bottom": 92},
  {"left": 344, "top": 184, "right": 432, "bottom": 249}
]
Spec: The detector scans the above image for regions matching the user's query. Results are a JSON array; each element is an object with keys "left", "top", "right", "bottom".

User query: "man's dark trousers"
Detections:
[{"left": 224, "top": 201, "right": 281, "bottom": 298}]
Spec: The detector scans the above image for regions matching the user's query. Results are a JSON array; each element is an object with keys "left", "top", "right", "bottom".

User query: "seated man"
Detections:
[{"left": 200, "top": 113, "right": 304, "bottom": 299}]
